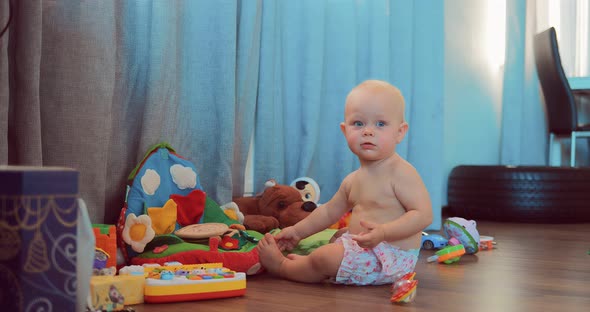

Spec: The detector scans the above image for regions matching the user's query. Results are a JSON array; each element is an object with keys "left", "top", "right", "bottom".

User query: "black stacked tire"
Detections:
[{"left": 447, "top": 165, "right": 590, "bottom": 223}]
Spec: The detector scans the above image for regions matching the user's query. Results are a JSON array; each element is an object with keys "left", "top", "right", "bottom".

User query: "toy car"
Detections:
[{"left": 421, "top": 232, "right": 448, "bottom": 250}]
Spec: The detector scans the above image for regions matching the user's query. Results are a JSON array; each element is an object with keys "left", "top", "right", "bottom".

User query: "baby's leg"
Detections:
[
  {"left": 257, "top": 233, "right": 344, "bottom": 283},
  {"left": 329, "top": 227, "right": 348, "bottom": 243}
]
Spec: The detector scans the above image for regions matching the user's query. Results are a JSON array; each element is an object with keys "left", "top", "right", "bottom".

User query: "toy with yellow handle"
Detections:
[{"left": 427, "top": 244, "right": 466, "bottom": 264}]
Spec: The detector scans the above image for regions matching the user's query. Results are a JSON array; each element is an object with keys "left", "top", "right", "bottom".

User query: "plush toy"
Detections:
[
  {"left": 290, "top": 177, "right": 321, "bottom": 204},
  {"left": 130, "top": 236, "right": 262, "bottom": 275},
  {"left": 288, "top": 176, "right": 350, "bottom": 230},
  {"left": 231, "top": 180, "right": 317, "bottom": 233},
  {"left": 117, "top": 143, "right": 262, "bottom": 275}
]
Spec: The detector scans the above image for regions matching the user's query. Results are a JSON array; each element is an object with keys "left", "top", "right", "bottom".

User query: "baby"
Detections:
[{"left": 257, "top": 80, "right": 433, "bottom": 285}]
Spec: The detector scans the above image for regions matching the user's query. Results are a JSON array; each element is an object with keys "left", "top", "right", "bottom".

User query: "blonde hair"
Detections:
[{"left": 346, "top": 80, "right": 406, "bottom": 121}]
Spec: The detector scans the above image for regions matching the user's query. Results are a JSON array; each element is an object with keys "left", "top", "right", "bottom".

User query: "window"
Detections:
[{"left": 539, "top": 0, "right": 590, "bottom": 77}]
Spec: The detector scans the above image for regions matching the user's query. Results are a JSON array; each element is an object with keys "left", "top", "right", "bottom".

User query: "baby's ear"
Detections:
[
  {"left": 396, "top": 122, "right": 409, "bottom": 143},
  {"left": 340, "top": 122, "right": 346, "bottom": 135}
]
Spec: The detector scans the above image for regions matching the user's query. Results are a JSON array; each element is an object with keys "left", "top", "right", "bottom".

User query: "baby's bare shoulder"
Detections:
[
  {"left": 340, "top": 170, "right": 357, "bottom": 190},
  {"left": 390, "top": 157, "right": 422, "bottom": 183},
  {"left": 329, "top": 171, "right": 357, "bottom": 200}
]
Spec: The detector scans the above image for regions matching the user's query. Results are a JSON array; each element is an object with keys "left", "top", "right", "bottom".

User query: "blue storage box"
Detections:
[{"left": 0, "top": 166, "right": 79, "bottom": 312}]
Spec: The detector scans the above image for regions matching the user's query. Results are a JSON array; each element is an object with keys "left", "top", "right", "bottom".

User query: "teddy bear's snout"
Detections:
[{"left": 302, "top": 201, "right": 316, "bottom": 212}]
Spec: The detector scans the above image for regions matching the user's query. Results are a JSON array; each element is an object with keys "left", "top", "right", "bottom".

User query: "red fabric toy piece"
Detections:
[
  {"left": 130, "top": 237, "right": 262, "bottom": 275},
  {"left": 171, "top": 189, "right": 206, "bottom": 227},
  {"left": 218, "top": 236, "right": 240, "bottom": 250}
]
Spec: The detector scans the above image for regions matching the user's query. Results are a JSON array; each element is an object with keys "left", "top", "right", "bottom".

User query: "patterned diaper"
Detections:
[{"left": 332, "top": 233, "right": 419, "bottom": 286}]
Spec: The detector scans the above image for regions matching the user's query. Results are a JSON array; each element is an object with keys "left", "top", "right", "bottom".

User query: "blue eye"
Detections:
[
  {"left": 376, "top": 121, "right": 386, "bottom": 127},
  {"left": 353, "top": 121, "right": 364, "bottom": 127}
]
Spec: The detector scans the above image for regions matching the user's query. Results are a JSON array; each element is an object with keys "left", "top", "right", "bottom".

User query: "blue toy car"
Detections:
[{"left": 421, "top": 232, "right": 448, "bottom": 250}]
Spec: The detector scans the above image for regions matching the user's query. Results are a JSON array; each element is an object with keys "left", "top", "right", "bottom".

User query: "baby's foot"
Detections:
[{"left": 257, "top": 233, "right": 287, "bottom": 276}]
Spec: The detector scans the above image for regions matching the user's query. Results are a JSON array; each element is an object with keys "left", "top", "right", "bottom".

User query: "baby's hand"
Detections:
[
  {"left": 351, "top": 220, "right": 385, "bottom": 249},
  {"left": 274, "top": 226, "right": 302, "bottom": 251}
]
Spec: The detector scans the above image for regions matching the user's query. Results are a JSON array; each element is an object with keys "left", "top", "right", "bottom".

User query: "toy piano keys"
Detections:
[{"left": 142, "top": 262, "right": 246, "bottom": 303}]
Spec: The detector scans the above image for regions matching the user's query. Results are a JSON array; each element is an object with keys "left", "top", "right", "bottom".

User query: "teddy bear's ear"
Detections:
[{"left": 264, "top": 179, "right": 277, "bottom": 189}]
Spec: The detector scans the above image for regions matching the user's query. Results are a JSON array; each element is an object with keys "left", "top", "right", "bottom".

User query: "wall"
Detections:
[{"left": 443, "top": 1, "right": 506, "bottom": 205}]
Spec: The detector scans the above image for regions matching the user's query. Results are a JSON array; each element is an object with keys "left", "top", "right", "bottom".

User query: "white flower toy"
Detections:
[{"left": 122, "top": 213, "right": 156, "bottom": 253}]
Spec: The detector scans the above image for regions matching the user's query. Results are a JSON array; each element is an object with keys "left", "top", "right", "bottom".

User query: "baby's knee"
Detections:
[{"left": 308, "top": 244, "right": 344, "bottom": 276}]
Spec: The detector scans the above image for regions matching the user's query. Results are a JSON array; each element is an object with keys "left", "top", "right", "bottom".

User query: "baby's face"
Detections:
[{"left": 341, "top": 88, "right": 404, "bottom": 162}]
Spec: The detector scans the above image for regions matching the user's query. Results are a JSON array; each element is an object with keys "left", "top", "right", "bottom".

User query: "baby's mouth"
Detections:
[{"left": 361, "top": 142, "right": 376, "bottom": 149}]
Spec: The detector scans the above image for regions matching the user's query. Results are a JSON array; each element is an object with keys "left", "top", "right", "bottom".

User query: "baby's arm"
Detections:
[
  {"left": 382, "top": 163, "right": 433, "bottom": 242},
  {"left": 276, "top": 173, "right": 353, "bottom": 246}
]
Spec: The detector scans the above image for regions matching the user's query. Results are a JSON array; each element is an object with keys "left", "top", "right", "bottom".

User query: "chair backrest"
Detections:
[{"left": 533, "top": 27, "right": 577, "bottom": 134}]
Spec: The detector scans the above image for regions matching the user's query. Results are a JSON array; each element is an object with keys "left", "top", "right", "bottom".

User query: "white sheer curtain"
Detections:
[
  {"left": 535, "top": 0, "right": 590, "bottom": 165},
  {"left": 500, "top": 0, "right": 590, "bottom": 167},
  {"left": 537, "top": 0, "right": 590, "bottom": 77}
]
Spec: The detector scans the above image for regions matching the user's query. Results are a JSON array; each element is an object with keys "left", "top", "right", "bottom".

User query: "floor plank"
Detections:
[{"left": 131, "top": 221, "right": 590, "bottom": 312}]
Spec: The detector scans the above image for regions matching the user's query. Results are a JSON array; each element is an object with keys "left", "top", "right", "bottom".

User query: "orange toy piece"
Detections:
[
  {"left": 329, "top": 210, "right": 351, "bottom": 229},
  {"left": 93, "top": 224, "right": 117, "bottom": 268},
  {"left": 427, "top": 244, "right": 465, "bottom": 264},
  {"left": 479, "top": 235, "right": 496, "bottom": 250}
]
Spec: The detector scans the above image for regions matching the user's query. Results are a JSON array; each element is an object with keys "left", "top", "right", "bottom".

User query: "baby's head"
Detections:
[
  {"left": 344, "top": 80, "right": 406, "bottom": 124},
  {"left": 341, "top": 80, "right": 408, "bottom": 161}
]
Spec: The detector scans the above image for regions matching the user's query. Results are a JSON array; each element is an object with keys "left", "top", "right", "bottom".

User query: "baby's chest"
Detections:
[{"left": 348, "top": 183, "right": 396, "bottom": 208}]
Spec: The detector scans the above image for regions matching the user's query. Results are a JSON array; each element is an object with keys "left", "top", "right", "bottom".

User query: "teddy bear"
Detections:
[
  {"left": 289, "top": 176, "right": 351, "bottom": 231},
  {"left": 230, "top": 180, "right": 317, "bottom": 233}
]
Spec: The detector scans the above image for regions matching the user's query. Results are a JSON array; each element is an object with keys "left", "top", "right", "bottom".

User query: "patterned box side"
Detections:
[{"left": 0, "top": 166, "right": 79, "bottom": 312}]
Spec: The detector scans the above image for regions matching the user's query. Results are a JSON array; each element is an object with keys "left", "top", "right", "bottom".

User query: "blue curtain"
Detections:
[
  {"left": 117, "top": 1, "right": 260, "bottom": 205},
  {"left": 501, "top": 0, "right": 546, "bottom": 165},
  {"left": 252, "top": 0, "right": 444, "bottom": 229},
  {"left": 8, "top": 0, "right": 444, "bottom": 227}
]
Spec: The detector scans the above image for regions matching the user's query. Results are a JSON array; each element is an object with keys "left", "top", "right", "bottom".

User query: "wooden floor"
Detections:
[{"left": 132, "top": 221, "right": 590, "bottom": 312}]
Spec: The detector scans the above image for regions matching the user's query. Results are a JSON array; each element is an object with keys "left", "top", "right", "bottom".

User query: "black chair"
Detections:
[{"left": 533, "top": 27, "right": 590, "bottom": 166}]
